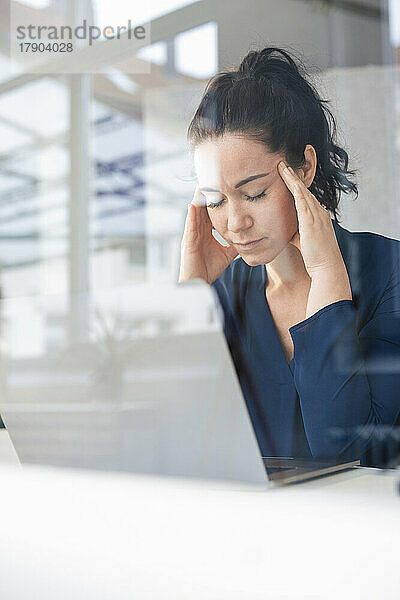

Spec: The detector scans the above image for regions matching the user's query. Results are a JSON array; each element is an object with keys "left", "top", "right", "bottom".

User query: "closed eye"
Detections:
[
  {"left": 245, "top": 190, "right": 266, "bottom": 201},
  {"left": 206, "top": 199, "right": 224, "bottom": 208},
  {"left": 207, "top": 190, "right": 267, "bottom": 209}
]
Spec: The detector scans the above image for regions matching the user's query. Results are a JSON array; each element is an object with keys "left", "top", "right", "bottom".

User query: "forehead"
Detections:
[{"left": 194, "top": 135, "right": 278, "bottom": 186}]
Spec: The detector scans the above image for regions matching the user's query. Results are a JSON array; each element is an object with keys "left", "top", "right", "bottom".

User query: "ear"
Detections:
[{"left": 298, "top": 144, "right": 317, "bottom": 188}]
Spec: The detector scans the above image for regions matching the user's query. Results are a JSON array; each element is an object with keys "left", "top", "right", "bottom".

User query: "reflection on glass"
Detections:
[
  {"left": 0, "top": 77, "right": 70, "bottom": 298},
  {"left": 1, "top": 0, "right": 400, "bottom": 474},
  {"left": 0, "top": 284, "right": 268, "bottom": 484},
  {"left": 175, "top": 22, "right": 218, "bottom": 78},
  {"left": 137, "top": 42, "right": 168, "bottom": 66}
]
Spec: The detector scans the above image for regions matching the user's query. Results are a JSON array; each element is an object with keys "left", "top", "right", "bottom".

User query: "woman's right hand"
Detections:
[{"left": 178, "top": 185, "right": 239, "bottom": 285}]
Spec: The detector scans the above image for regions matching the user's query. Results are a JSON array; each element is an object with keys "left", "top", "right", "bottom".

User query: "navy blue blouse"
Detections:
[{"left": 211, "top": 220, "right": 400, "bottom": 466}]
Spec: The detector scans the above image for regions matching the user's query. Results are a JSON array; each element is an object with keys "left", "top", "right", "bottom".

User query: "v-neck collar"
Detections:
[{"left": 254, "top": 218, "right": 351, "bottom": 376}]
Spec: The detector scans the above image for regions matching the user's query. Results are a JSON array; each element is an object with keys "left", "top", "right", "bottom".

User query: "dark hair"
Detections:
[{"left": 187, "top": 46, "right": 358, "bottom": 221}]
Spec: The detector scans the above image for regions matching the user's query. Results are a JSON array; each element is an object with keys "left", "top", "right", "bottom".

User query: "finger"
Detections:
[
  {"left": 192, "top": 184, "right": 207, "bottom": 207},
  {"left": 182, "top": 202, "right": 197, "bottom": 242},
  {"left": 278, "top": 162, "right": 312, "bottom": 214},
  {"left": 183, "top": 185, "right": 204, "bottom": 234},
  {"left": 278, "top": 163, "right": 309, "bottom": 196},
  {"left": 199, "top": 206, "right": 213, "bottom": 239},
  {"left": 279, "top": 163, "right": 323, "bottom": 227},
  {"left": 286, "top": 166, "right": 331, "bottom": 222},
  {"left": 190, "top": 185, "right": 213, "bottom": 237},
  {"left": 287, "top": 166, "right": 326, "bottom": 211},
  {"left": 279, "top": 162, "right": 329, "bottom": 221},
  {"left": 184, "top": 201, "right": 212, "bottom": 244}
]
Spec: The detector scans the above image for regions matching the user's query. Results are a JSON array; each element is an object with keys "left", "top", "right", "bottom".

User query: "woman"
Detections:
[{"left": 179, "top": 46, "right": 400, "bottom": 466}]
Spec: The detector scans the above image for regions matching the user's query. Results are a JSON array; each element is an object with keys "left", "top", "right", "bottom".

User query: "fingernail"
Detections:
[
  {"left": 279, "top": 161, "right": 288, "bottom": 170},
  {"left": 187, "top": 203, "right": 191, "bottom": 211}
]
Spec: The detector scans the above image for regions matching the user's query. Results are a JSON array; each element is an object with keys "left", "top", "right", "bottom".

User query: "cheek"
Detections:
[
  {"left": 207, "top": 209, "right": 224, "bottom": 231},
  {"left": 272, "top": 187, "right": 297, "bottom": 222},
  {"left": 260, "top": 191, "right": 298, "bottom": 242},
  {"left": 280, "top": 195, "right": 297, "bottom": 226}
]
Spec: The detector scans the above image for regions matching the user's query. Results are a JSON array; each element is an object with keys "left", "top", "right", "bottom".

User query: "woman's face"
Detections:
[{"left": 194, "top": 134, "right": 299, "bottom": 266}]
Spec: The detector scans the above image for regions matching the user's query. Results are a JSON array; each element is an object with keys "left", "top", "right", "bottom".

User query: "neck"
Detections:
[{"left": 265, "top": 243, "right": 309, "bottom": 290}]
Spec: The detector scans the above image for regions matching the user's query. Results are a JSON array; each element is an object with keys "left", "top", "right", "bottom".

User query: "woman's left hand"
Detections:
[
  {"left": 278, "top": 160, "right": 352, "bottom": 317},
  {"left": 278, "top": 160, "right": 345, "bottom": 276}
]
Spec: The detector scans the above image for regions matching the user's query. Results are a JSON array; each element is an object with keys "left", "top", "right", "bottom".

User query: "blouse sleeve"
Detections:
[{"left": 288, "top": 257, "right": 400, "bottom": 460}]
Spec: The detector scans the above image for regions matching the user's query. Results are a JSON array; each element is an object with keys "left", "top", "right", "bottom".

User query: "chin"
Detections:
[{"left": 239, "top": 247, "right": 280, "bottom": 267}]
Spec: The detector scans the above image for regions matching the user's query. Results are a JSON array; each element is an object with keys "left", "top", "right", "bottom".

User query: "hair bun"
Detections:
[{"left": 238, "top": 47, "right": 301, "bottom": 80}]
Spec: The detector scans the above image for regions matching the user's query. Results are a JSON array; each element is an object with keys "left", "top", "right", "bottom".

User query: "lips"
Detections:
[{"left": 234, "top": 237, "right": 264, "bottom": 250}]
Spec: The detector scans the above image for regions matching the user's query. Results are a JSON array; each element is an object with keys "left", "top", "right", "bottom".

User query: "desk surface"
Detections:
[{"left": 0, "top": 430, "right": 399, "bottom": 599}]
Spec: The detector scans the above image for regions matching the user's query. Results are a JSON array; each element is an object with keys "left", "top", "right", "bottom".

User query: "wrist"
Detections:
[
  {"left": 308, "top": 270, "right": 352, "bottom": 297},
  {"left": 307, "top": 257, "right": 347, "bottom": 278},
  {"left": 305, "top": 268, "right": 352, "bottom": 318}
]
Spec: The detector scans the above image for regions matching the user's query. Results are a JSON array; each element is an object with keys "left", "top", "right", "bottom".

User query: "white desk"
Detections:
[{"left": 0, "top": 429, "right": 398, "bottom": 599}]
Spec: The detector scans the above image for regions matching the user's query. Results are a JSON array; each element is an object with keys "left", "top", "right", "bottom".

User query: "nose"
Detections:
[{"left": 227, "top": 203, "right": 253, "bottom": 234}]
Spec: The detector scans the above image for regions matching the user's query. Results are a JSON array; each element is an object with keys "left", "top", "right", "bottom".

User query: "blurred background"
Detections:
[{"left": 0, "top": 0, "right": 398, "bottom": 452}]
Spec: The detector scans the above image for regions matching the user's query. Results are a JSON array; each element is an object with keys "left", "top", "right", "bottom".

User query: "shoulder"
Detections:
[
  {"left": 333, "top": 220, "right": 400, "bottom": 273},
  {"left": 333, "top": 219, "right": 400, "bottom": 253},
  {"left": 333, "top": 220, "right": 400, "bottom": 311}
]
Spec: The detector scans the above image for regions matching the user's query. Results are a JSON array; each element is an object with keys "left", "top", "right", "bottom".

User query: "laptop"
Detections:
[{"left": 0, "top": 280, "right": 358, "bottom": 486}]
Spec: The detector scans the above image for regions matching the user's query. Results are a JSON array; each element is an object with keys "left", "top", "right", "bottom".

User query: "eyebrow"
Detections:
[{"left": 199, "top": 172, "right": 271, "bottom": 193}]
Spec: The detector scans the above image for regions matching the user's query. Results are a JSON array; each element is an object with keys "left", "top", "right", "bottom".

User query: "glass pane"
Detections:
[
  {"left": 175, "top": 22, "right": 218, "bottom": 78},
  {"left": 0, "top": 76, "right": 70, "bottom": 298}
]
